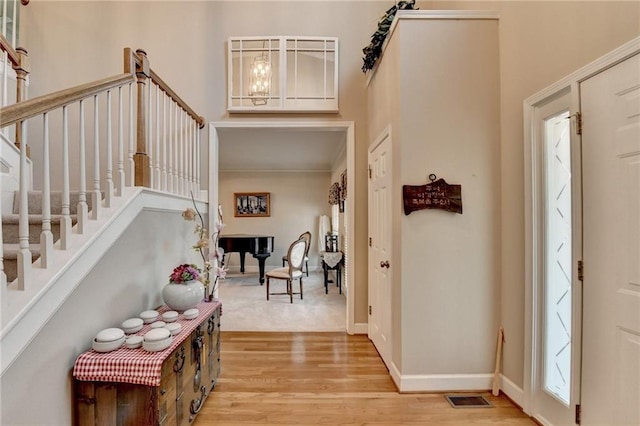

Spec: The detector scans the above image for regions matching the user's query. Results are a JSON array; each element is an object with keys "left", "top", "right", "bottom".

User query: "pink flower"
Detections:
[{"left": 169, "top": 263, "right": 201, "bottom": 284}]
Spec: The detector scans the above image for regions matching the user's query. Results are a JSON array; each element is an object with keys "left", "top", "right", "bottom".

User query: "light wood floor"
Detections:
[{"left": 195, "top": 332, "right": 535, "bottom": 425}]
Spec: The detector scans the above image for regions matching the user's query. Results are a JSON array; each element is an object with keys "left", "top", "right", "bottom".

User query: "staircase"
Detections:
[
  {"left": 2, "top": 191, "right": 98, "bottom": 282},
  {"left": 0, "top": 47, "right": 209, "bottom": 381}
]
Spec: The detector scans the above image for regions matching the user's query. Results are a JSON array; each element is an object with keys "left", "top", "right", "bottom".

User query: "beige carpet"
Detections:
[{"left": 218, "top": 270, "right": 346, "bottom": 332}]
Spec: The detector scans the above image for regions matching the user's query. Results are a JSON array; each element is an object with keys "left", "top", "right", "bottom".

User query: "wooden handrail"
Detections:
[
  {"left": 0, "top": 73, "right": 135, "bottom": 127},
  {"left": 125, "top": 48, "right": 205, "bottom": 128},
  {"left": 0, "top": 34, "right": 19, "bottom": 66}
]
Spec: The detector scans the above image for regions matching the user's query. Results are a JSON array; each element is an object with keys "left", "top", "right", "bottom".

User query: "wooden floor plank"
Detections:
[{"left": 194, "top": 332, "right": 535, "bottom": 425}]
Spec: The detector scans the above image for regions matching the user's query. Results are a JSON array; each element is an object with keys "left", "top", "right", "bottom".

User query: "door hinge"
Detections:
[
  {"left": 368, "top": 305, "right": 372, "bottom": 315},
  {"left": 368, "top": 165, "right": 372, "bottom": 179},
  {"left": 369, "top": 237, "right": 372, "bottom": 247},
  {"left": 573, "top": 112, "right": 582, "bottom": 135},
  {"left": 578, "top": 260, "right": 584, "bottom": 281},
  {"left": 575, "top": 404, "right": 581, "bottom": 424}
]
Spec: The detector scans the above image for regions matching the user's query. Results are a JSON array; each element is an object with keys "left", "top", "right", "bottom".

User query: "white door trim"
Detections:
[
  {"left": 209, "top": 120, "right": 357, "bottom": 333},
  {"left": 523, "top": 36, "right": 640, "bottom": 417}
]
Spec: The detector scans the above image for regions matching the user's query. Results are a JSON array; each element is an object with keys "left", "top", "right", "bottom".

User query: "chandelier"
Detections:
[{"left": 249, "top": 52, "right": 271, "bottom": 106}]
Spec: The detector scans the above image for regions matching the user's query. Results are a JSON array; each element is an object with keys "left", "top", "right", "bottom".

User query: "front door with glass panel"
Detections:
[{"left": 532, "top": 90, "right": 582, "bottom": 425}]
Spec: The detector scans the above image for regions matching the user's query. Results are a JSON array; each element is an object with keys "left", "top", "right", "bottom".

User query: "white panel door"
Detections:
[
  {"left": 368, "top": 129, "right": 392, "bottom": 368},
  {"left": 580, "top": 53, "right": 640, "bottom": 426}
]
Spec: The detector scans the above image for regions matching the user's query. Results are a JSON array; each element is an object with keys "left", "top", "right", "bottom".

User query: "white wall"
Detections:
[
  {"left": 424, "top": 0, "right": 640, "bottom": 391},
  {"left": 0, "top": 200, "right": 204, "bottom": 425},
  {"left": 219, "top": 171, "right": 331, "bottom": 271}
]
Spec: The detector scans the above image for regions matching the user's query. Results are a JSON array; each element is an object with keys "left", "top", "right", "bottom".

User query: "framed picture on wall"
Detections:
[{"left": 234, "top": 192, "right": 271, "bottom": 217}]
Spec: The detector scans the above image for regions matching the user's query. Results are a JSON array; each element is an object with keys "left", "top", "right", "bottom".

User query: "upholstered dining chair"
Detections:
[
  {"left": 282, "top": 231, "right": 311, "bottom": 276},
  {"left": 267, "top": 236, "right": 308, "bottom": 303}
]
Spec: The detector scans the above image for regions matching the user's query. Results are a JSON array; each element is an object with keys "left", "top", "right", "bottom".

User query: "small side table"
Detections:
[{"left": 320, "top": 251, "right": 343, "bottom": 294}]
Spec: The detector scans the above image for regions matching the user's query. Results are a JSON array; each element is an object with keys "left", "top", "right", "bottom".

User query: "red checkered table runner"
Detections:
[{"left": 73, "top": 301, "right": 221, "bottom": 387}]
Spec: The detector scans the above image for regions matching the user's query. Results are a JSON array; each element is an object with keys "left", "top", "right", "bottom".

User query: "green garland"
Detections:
[{"left": 361, "top": 0, "right": 418, "bottom": 73}]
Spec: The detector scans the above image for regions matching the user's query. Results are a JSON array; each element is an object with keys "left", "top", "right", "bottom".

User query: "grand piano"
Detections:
[{"left": 218, "top": 234, "right": 275, "bottom": 285}]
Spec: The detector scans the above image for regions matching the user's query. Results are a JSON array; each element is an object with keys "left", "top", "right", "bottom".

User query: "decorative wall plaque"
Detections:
[{"left": 402, "top": 175, "right": 462, "bottom": 215}]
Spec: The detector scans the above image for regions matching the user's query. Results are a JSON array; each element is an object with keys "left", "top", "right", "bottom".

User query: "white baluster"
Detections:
[
  {"left": 116, "top": 85, "right": 125, "bottom": 195},
  {"left": 167, "top": 100, "right": 174, "bottom": 193},
  {"left": 186, "top": 114, "right": 192, "bottom": 195},
  {"left": 195, "top": 120, "right": 200, "bottom": 196},
  {"left": 40, "top": 113, "right": 53, "bottom": 267},
  {"left": 155, "top": 85, "right": 161, "bottom": 188},
  {"left": 91, "top": 95, "right": 102, "bottom": 220},
  {"left": 2, "top": 51, "right": 7, "bottom": 110},
  {"left": 60, "top": 107, "right": 72, "bottom": 250},
  {"left": 180, "top": 110, "right": 186, "bottom": 195},
  {"left": 173, "top": 103, "right": 179, "bottom": 193},
  {"left": 162, "top": 93, "right": 168, "bottom": 191},
  {"left": 77, "top": 100, "right": 88, "bottom": 234},
  {"left": 147, "top": 80, "right": 153, "bottom": 189},
  {"left": 105, "top": 90, "right": 113, "bottom": 208},
  {"left": 128, "top": 82, "right": 135, "bottom": 187},
  {"left": 16, "top": 120, "right": 31, "bottom": 289},
  {"left": 2, "top": 0, "right": 7, "bottom": 39}
]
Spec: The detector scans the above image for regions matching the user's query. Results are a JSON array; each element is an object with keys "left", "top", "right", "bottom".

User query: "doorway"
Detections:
[
  {"left": 525, "top": 38, "right": 640, "bottom": 425},
  {"left": 209, "top": 120, "right": 356, "bottom": 333}
]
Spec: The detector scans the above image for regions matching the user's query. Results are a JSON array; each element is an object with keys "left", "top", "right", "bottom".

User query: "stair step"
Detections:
[
  {"left": 12, "top": 191, "right": 99, "bottom": 215},
  {"left": 2, "top": 214, "right": 78, "bottom": 244},
  {"left": 3, "top": 243, "right": 42, "bottom": 283}
]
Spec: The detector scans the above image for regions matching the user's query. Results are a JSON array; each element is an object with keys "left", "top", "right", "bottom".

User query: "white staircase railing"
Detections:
[{"left": 0, "top": 46, "right": 206, "bottom": 296}]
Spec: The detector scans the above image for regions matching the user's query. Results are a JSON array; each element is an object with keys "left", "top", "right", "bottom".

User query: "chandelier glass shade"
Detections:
[{"left": 249, "top": 53, "right": 271, "bottom": 106}]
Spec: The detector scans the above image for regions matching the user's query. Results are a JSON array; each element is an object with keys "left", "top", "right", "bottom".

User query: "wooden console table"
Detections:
[{"left": 73, "top": 301, "right": 221, "bottom": 426}]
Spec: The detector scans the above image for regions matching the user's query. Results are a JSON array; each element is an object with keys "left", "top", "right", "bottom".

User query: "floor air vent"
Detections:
[{"left": 445, "top": 394, "right": 493, "bottom": 408}]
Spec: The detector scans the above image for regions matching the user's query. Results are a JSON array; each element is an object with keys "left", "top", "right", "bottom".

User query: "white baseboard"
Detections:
[
  {"left": 352, "top": 323, "right": 368, "bottom": 334},
  {"left": 500, "top": 374, "right": 524, "bottom": 408},
  {"left": 390, "top": 368, "right": 494, "bottom": 392}
]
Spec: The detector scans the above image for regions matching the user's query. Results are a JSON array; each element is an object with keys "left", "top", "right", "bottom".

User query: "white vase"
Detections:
[{"left": 162, "top": 280, "right": 205, "bottom": 312}]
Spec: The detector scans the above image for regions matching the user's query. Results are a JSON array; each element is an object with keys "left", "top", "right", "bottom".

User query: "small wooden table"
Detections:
[
  {"left": 321, "top": 251, "right": 343, "bottom": 294},
  {"left": 73, "top": 301, "right": 221, "bottom": 426}
]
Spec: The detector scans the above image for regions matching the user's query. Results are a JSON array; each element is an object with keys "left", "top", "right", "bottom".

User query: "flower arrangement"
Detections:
[
  {"left": 361, "top": 0, "right": 417, "bottom": 73},
  {"left": 169, "top": 263, "right": 201, "bottom": 284},
  {"left": 180, "top": 193, "right": 226, "bottom": 301}
]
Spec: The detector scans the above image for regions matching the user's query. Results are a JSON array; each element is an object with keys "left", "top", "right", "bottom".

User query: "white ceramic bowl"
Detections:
[
  {"left": 162, "top": 311, "right": 179, "bottom": 323},
  {"left": 150, "top": 320, "right": 166, "bottom": 329},
  {"left": 144, "top": 328, "right": 171, "bottom": 342},
  {"left": 142, "top": 336, "right": 173, "bottom": 352},
  {"left": 95, "top": 328, "right": 125, "bottom": 343},
  {"left": 164, "top": 322, "right": 182, "bottom": 336},
  {"left": 140, "top": 310, "right": 159, "bottom": 323},
  {"left": 183, "top": 308, "right": 199, "bottom": 320},
  {"left": 121, "top": 318, "right": 144, "bottom": 334},
  {"left": 125, "top": 335, "right": 143, "bottom": 349},
  {"left": 92, "top": 335, "right": 125, "bottom": 352}
]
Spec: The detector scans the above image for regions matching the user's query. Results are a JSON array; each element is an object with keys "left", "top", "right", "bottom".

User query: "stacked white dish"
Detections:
[
  {"left": 162, "top": 311, "right": 179, "bottom": 323},
  {"left": 150, "top": 321, "right": 166, "bottom": 329},
  {"left": 92, "top": 328, "right": 125, "bottom": 352},
  {"left": 121, "top": 318, "right": 144, "bottom": 334},
  {"left": 183, "top": 308, "right": 199, "bottom": 320},
  {"left": 140, "top": 310, "right": 159, "bottom": 324},
  {"left": 125, "top": 335, "right": 143, "bottom": 349},
  {"left": 142, "top": 328, "right": 172, "bottom": 352},
  {"left": 164, "top": 322, "right": 182, "bottom": 336}
]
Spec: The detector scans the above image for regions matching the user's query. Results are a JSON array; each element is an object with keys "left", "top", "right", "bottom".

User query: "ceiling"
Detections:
[{"left": 216, "top": 127, "right": 346, "bottom": 172}]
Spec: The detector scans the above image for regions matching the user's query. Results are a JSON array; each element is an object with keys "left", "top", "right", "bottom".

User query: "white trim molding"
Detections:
[
  {"left": 501, "top": 374, "right": 525, "bottom": 409},
  {"left": 390, "top": 366, "right": 494, "bottom": 392}
]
